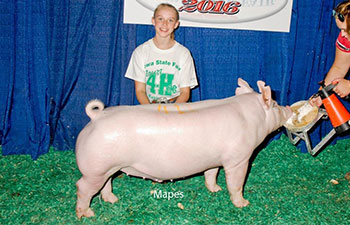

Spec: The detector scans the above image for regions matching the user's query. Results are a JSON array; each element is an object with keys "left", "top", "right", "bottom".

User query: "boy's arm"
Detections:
[
  {"left": 174, "top": 87, "right": 190, "bottom": 103},
  {"left": 135, "top": 81, "right": 150, "bottom": 104},
  {"left": 325, "top": 48, "right": 350, "bottom": 84},
  {"left": 325, "top": 48, "right": 350, "bottom": 98}
]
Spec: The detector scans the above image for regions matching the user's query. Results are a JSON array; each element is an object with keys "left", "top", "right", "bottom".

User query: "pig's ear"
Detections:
[
  {"left": 235, "top": 78, "right": 254, "bottom": 95},
  {"left": 257, "top": 80, "right": 272, "bottom": 108}
]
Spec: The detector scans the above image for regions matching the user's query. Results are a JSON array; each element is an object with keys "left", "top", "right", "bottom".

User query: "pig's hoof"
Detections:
[
  {"left": 206, "top": 183, "right": 222, "bottom": 193},
  {"left": 102, "top": 193, "right": 119, "bottom": 203},
  {"left": 76, "top": 207, "right": 95, "bottom": 219},
  {"left": 232, "top": 198, "right": 250, "bottom": 208}
]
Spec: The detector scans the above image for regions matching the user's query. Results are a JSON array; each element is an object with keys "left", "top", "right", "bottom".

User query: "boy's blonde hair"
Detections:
[
  {"left": 335, "top": 0, "right": 350, "bottom": 34},
  {"left": 153, "top": 3, "right": 179, "bottom": 21}
]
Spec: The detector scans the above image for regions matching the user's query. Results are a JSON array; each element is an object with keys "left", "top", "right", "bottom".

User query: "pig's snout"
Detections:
[
  {"left": 286, "top": 105, "right": 292, "bottom": 117},
  {"left": 282, "top": 105, "right": 293, "bottom": 121}
]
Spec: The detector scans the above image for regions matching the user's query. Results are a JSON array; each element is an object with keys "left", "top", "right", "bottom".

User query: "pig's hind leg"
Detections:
[
  {"left": 76, "top": 175, "right": 110, "bottom": 218},
  {"left": 101, "top": 177, "right": 119, "bottom": 203},
  {"left": 204, "top": 168, "right": 222, "bottom": 192},
  {"left": 223, "top": 161, "right": 250, "bottom": 208}
]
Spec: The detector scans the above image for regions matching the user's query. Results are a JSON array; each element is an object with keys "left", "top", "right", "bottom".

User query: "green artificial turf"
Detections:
[{"left": 1, "top": 134, "right": 350, "bottom": 224}]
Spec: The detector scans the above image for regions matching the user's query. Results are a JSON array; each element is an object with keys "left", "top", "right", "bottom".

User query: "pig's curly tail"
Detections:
[{"left": 85, "top": 99, "right": 104, "bottom": 120}]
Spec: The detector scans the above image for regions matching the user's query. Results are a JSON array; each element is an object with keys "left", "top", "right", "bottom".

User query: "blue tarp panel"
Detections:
[{"left": 0, "top": 0, "right": 347, "bottom": 159}]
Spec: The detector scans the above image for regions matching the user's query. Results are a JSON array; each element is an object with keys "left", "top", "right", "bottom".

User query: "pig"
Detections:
[{"left": 75, "top": 78, "right": 292, "bottom": 218}]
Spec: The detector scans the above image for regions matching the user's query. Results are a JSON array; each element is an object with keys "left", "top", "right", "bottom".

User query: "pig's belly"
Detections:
[
  {"left": 115, "top": 125, "right": 223, "bottom": 181},
  {"left": 120, "top": 159, "right": 219, "bottom": 181}
]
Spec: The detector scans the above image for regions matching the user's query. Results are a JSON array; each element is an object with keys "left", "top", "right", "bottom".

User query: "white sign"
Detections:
[{"left": 124, "top": 0, "right": 294, "bottom": 32}]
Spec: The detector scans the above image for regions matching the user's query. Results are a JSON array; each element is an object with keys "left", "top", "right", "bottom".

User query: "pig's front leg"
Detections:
[
  {"left": 224, "top": 161, "right": 250, "bottom": 207},
  {"left": 101, "top": 177, "right": 119, "bottom": 203},
  {"left": 204, "top": 168, "right": 222, "bottom": 192}
]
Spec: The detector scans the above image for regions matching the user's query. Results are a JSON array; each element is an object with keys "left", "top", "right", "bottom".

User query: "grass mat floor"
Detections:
[{"left": 1, "top": 135, "right": 350, "bottom": 224}]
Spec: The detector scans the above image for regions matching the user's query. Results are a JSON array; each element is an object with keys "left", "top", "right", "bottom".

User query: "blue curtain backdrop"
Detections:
[{"left": 0, "top": 0, "right": 347, "bottom": 159}]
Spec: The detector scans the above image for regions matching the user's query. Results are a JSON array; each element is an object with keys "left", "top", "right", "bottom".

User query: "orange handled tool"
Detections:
[{"left": 318, "top": 82, "right": 350, "bottom": 134}]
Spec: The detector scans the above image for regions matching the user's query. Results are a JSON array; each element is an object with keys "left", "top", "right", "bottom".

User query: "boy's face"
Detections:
[
  {"left": 152, "top": 6, "right": 179, "bottom": 39},
  {"left": 336, "top": 16, "right": 350, "bottom": 41}
]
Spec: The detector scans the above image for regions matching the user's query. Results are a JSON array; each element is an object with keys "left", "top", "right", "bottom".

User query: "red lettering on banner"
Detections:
[
  {"left": 179, "top": 0, "right": 241, "bottom": 15},
  {"left": 211, "top": 1, "right": 224, "bottom": 14},
  {"left": 179, "top": 0, "right": 198, "bottom": 12},
  {"left": 223, "top": 1, "right": 241, "bottom": 15},
  {"left": 197, "top": 0, "right": 214, "bottom": 13}
]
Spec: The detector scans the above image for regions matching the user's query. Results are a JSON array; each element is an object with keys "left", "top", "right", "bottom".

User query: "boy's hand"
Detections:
[
  {"left": 309, "top": 95, "right": 322, "bottom": 107},
  {"left": 332, "top": 78, "right": 350, "bottom": 98}
]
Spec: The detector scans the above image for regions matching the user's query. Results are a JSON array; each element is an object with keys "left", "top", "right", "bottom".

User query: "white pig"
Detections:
[{"left": 75, "top": 78, "right": 292, "bottom": 218}]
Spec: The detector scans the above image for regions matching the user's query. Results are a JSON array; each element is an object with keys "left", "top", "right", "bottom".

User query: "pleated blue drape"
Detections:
[
  {"left": 46, "top": 0, "right": 136, "bottom": 152},
  {"left": 0, "top": 0, "right": 50, "bottom": 159},
  {"left": 0, "top": 0, "right": 346, "bottom": 159}
]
